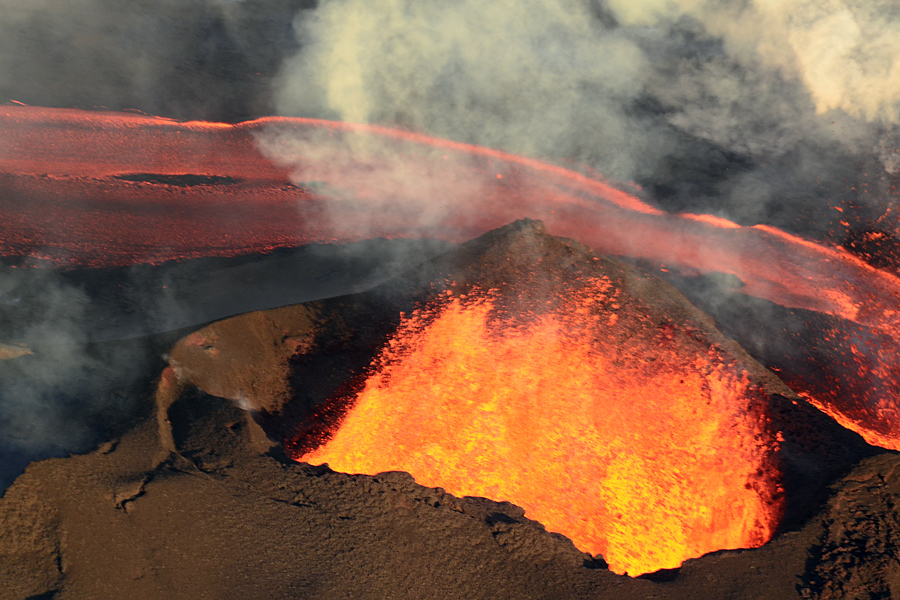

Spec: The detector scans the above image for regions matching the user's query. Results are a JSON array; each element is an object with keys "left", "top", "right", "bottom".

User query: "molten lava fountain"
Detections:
[
  {"left": 284, "top": 224, "right": 784, "bottom": 576},
  {"left": 301, "top": 292, "right": 775, "bottom": 575}
]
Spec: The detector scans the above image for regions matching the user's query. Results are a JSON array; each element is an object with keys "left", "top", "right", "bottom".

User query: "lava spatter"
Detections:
[{"left": 295, "top": 284, "right": 783, "bottom": 576}]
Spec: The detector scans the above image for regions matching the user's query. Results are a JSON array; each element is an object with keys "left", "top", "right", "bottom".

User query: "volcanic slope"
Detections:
[
  {"left": 161, "top": 220, "right": 871, "bottom": 573},
  {"left": 0, "top": 220, "right": 880, "bottom": 598}
]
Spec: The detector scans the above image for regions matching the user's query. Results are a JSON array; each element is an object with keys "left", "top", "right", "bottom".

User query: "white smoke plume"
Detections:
[
  {"left": 275, "top": 0, "right": 665, "bottom": 182},
  {"left": 608, "top": 0, "right": 900, "bottom": 123},
  {"left": 271, "top": 0, "right": 900, "bottom": 226}
]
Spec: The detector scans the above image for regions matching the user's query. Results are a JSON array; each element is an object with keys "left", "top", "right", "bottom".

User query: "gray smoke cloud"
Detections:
[
  {"left": 0, "top": 267, "right": 153, "bottom": 492},
  {"left": 275, "top": 0, "right": 666, "bottom": 182},
  {"left": 608, "top": 0, "right": 900, "bottom": 122},
  {"left": 271, "top": 0, "right": 900, "bottom": 226}
]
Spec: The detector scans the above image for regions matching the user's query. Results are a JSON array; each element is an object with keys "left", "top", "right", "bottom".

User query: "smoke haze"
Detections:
[
  {"left": 273, "top": 0, "right": 900, "bottom": 230},
  {"left": 276, "top": 0, "right": 666, "bottom": 182},
  {"left": 607, "top": 0, "right": 900, "bottom": 122},
  {"left": 0, "top": 267, "right": 154, "bottom": 491}
]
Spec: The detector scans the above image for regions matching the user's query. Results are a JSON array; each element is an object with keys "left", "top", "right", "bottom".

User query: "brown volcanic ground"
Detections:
[
  {"left": 3, "top": 404, "right": 900, "bottom": 600},
  {"left": 0, "top": 221, "right": 894, "bottom": 599}
]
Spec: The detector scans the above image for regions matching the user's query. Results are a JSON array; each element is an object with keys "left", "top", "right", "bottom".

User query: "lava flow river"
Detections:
[
  {"left": 3, "top": 105, "right": 898, "bottom": 332},
  {"left": 3, "top": 105, "right": 900, "bottom": 448}
]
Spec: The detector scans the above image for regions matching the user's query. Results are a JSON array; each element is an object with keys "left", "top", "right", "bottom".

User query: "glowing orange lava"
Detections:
[{"left": 295, "top": 285, "right": 782, "bottom": 576}]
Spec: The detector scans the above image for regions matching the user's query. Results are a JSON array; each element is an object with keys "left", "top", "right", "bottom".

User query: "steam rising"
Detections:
[
  {"left": 608, "top": 0, "right": 900, "bottom": 122},
  {"left": 0, "top": 268, "right": 149, "bottom": 492},
  {"left": 273, "top": 0, "right": 900, "bottom": 222},
  {"left": 276, "top": 0, "right": 664, "bottom": 181},
  {"left": 254, "top": 123, "right": 500, "bottom": 242}
]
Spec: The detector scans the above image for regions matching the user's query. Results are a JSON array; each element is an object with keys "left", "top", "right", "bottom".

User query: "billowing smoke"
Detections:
[
  {"left": 275, "top": 0, "right": 662, "bottom": 181},
  {"left": 272, "top": 0, "right": 900, "bottom": 229},
  {"left": 606, "top": 0, "right": 900, "bottom": 122},
  {"left": 0, "top": 267, "right": 152, "bottom": 491}
]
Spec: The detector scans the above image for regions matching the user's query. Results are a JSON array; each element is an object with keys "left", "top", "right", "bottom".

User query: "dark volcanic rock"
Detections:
[{"left": 801, "top": 453, "right": 900, "bottom": 600}]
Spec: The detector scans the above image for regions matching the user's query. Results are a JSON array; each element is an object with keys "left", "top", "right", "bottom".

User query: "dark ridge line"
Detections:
[{"left": 111, "top": 173, "right": 242, "bottom": 187}]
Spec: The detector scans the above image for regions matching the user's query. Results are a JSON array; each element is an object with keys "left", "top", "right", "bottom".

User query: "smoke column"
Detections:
[{"left": 274, "top": 0, "right": 900, "bottom": 235}]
